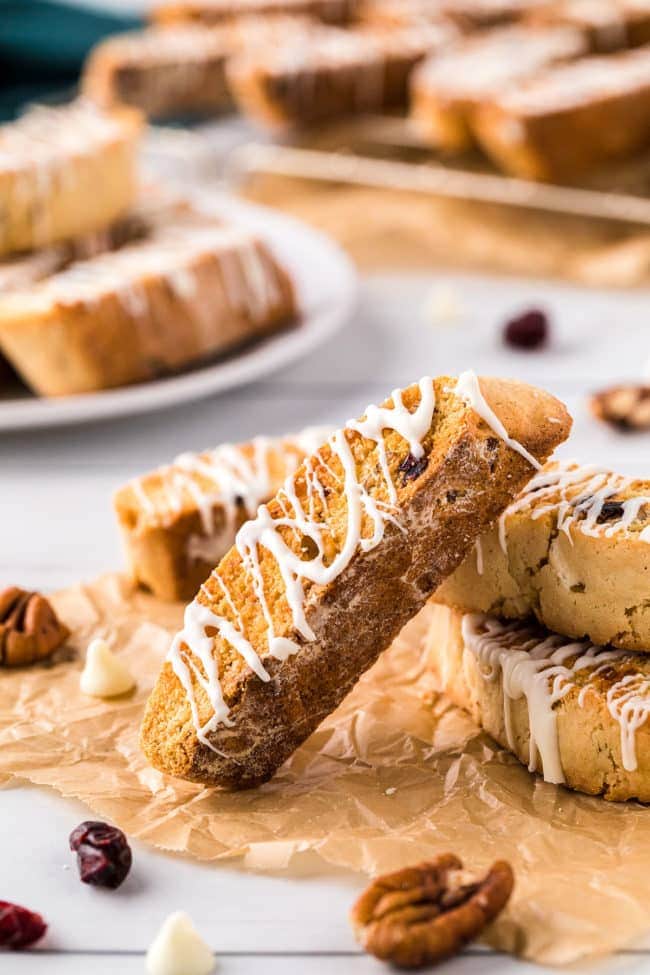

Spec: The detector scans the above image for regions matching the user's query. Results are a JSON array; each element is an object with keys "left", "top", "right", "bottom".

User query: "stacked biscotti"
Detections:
[
  {"left": 114, "top": 427, "right": 329, "bottom": 601},
  {"left": 0, "top": 101, "right": 298, "bottom": 396},
  {"left": 138, "top": 372, "right": 570, "bottom": 788},
  {"left": 410, "top": 24, "right": 587, "bottom": 151},
  {"left": 427, "top": 458, "right": 650, "bottom": 801}
]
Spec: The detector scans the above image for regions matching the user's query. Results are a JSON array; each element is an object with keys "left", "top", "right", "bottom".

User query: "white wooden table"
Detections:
[{"left": 3, "top": 270, "right": 650, "bottom": 973}]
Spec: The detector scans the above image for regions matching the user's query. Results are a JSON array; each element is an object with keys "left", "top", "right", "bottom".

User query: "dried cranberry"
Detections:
[
  {"left": 0, "top": 901, "right": 47, "bottom": 949},
  {"left": 503, "top": 309, "right": 549, "bottom": 350},
  {"left": 69, "top": 821, "right": 132, "bottom": 890},
  {"left": 596, "top": 500, "right": 625, "bottom": 523},
  {"left": 398, "top": 453, "right": 428, "bottom": 485}
]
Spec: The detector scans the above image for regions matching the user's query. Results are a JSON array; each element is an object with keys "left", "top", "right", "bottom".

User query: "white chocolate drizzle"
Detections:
[
  {"left": 451, "top": 370, "right": 542, "bottom": 470},
  {"left": 497, "top": 460, "right": 650, "bottom": 555},
  {"left": 167, "top": 375, "right": 543, "bottom": 749},
  {"left": 168, "top": 379, "right": 437, "bottom": 747},
  {"left": 462, "top": 613, "right": 650, "bottom": 781}
]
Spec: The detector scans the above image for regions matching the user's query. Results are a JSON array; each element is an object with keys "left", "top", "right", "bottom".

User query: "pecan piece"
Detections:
[
  {"left": 590, "top": 385, "right": 650, "bottom": 432},
  {"left": 0, "top": 587, "right": 69, "bottom": 667},
  {"left": 350, "top": 855, "right": 514, "bottom": 969}
]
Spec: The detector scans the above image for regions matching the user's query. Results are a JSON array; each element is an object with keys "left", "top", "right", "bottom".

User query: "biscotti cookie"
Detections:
[
  {"left": 0, "top": 100, "right": 141, "bottom": 258},
  {"left": 473, "top": 45, "right": 650, "bottom": 180},
  {"left": 409, "top": 25, "right": 586, "bottom": 152},
  {"left": 152, "top": 0, "right": 356, "bottom": 25},
  {"left": 83, "top": 25, "right": 234, "bottom": 119},
  {"left": 362, "top": 0, "right": 547, "bottom": 30},
  {"left": 140, "top": 372, "right": 570, "bottom": 788},
  {"left": 425, "top": 604, "right": 650, "bottom": 801},
  {"left": 0, "top": 216, "right": 296, "bottom": 396},
  {"left": 227, "top": 21, "right": 452, "bottom": 129},
  {"left": 435, "top": 460, "right": 650, "bottom": 653},
  {"left": 114, "top": 428, "right": 329, "bottom": 601},
  {"left": 527, "top": 0, "right": 650, "bottom": 53}
]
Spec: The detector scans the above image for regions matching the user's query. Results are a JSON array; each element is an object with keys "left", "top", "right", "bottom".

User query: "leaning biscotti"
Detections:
[
  {"left": 151, "top": 0, "right": 357, "bottom": 25},
  {"left": 409, "top": 24, "right": 586, "bottom": 152},
  {"left": 140, "top": 373, "right": 571, "bottom": 788},
  {"left": 435, "top": 460, "right": 650, "bottom": 653},
  {"left": 114, "top": 428, "right": 329, "bottom": 601},
  {"left": 0, "top": 100, "right": 141, "bottom": 258},
  {"left": 0, "top": 218, "right": 296, "bottom": 396},
  {"left": 227, "top": 21, "right": 451, "bottom": 129},
  {"left": 473, "top": 45, "right": 650, "bottom": 180},
  {"left": 82, "top": 25, "right": 233, "bottom": 119},
  {"left": 425, "top": 604, "right": 650, "bottom": 802}
]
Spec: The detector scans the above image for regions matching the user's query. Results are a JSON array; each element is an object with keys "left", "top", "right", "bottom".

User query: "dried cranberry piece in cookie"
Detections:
[
  {"left": 69, "top": 820, "right": 132, "bottom": 889},
  {"left": 503, "top": 309, "right": 549, "bottom": 350},
  {"left": 0, "top": 901, "right": 47, "bottom": 949}
]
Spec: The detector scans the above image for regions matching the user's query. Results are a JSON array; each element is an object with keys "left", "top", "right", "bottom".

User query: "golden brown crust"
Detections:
[
  {"left": 526, "top": 0, "right": 650, "bottom": 53},
  {"left": 424, "top": 603, "right": 650, "bottom": 802},
  {"left": 0, "top": 101, "right": 141, "bottom": 258},
  {"left": 0, "top": 224, "right": 296, "bottom": 397},
  {"left": 140, "top": 376, "right": 571, "bottom": 788}
]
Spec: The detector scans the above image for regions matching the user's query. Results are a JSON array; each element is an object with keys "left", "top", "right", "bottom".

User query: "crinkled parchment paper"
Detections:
[{"left": 2, "top": 573, "right": 650, "bottom": 964}]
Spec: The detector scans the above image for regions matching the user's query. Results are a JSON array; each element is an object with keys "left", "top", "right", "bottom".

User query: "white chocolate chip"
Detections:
[
  {"left": 146, "top": 911, "right": 215, "bottom": 975},
  {"left": 423, "top": 285, "right": 463, "bottom": 326},
  {"left": 80, "top": 638, "right": 135, "bottom": 698}
]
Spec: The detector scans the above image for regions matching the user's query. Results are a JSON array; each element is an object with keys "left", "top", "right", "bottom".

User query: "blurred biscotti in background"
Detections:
[{"left": 0, "top": 100, "right": 141, "bottom": 257}]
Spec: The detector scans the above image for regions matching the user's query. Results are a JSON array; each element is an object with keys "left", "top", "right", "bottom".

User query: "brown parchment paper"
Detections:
[{"left": 2, "top": 573, "right": 650, "bottom": 965}]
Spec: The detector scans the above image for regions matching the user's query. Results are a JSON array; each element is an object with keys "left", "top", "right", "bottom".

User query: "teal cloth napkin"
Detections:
[{"left": 0, "top": 0, "right": 143, "bottom": 118}]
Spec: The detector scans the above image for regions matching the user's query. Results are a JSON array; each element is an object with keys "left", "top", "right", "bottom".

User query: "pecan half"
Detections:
[
  {"left": 0, "top": 587, "right": 69, "bottom": 667},
  {"left": 590, "top": 385, "right": 650, "bottom": 432},
  {"left": 350, "top": 855, "right": 514, "bottom": 969}
]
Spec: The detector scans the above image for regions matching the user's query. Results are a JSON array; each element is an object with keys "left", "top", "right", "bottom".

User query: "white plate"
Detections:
[{"left": 0, "top": 195, "right": 357, "bottom": 432}]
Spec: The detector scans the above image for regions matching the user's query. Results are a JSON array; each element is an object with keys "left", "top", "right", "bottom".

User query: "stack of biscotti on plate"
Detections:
[
  {"left": 410, "top": 23, "right": 588, "bottom": 151},
  {"left": 0, "top": 101, "right": 297, "bottom": 396},
  {"left": 226, "top": 20, "right": 455, "bottom": 128},
  {"left": 137, "top": 372, "right": 570, "bottom": 787},
  {"left": 114, "top": 427, "right": 330, "bottom": 601},
  {"left": 427, "top": 459, "right": 650, "bottom": 801}
]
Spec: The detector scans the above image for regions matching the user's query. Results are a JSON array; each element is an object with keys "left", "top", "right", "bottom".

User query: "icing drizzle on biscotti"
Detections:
[
  {"left": 168, "top": 374, "right": 542, "bottom": 749},
  {"left": 462, "top": 613, "right": 650, "bottom": 783},
  {"left": 497, "top": 459, "right": 650, "bottom": 554}
]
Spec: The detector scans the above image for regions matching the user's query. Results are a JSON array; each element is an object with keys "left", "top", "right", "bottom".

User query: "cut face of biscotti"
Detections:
[
  {"left": 0, "top": 99, "right": 141, "bottom": 258},
  {"left": 435, "top": 459, "right": 650, "bottom": 653},
  {"left": 151, "top": 0, "right": 357, "bottom": 25},
  {"left": 409, "top": 24, "right": 587, "bottom": 151},
  {"left": 425, "top": 604, "right": 650, "bottom": 802},
  {"left": 82, "top": 25, "right": 234, "bottom": 119},
  {"left": 526, "top": 0, "right": 650, "bottom": 53},
  {"left": 226, "top": 21, "right": 453, "bottom": 129},
  {"left": 473, "top": 44, "right": 650, "bottom": 180},
  {"left": 0, "top": 213, "right": 296, "bottom": 397},
  {"left": 114, "top": 427, "right": 330, "bottom": 602},
  {"left": 140, "top": 372, "right": 571, "bottom": 788}
]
